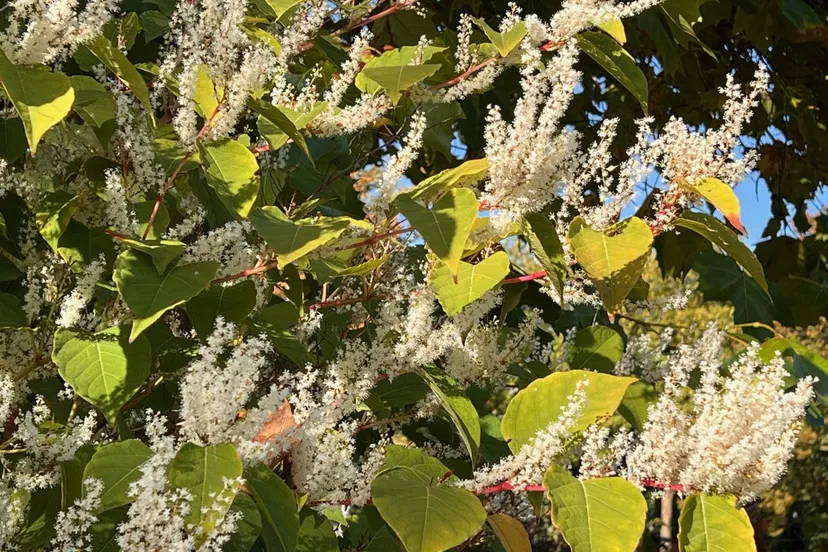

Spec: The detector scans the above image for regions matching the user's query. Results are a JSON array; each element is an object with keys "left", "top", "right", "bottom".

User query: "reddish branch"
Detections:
[
  {"left": 212, "top": 261, "right": 279, "bottom": 285},
  {"left": 142, "top": 105, "right": 221, "bottom": 240},
  {"left": 431, "top": 58, "right": 497, "bottom": 89},
  {"left": 337, "top": 227, "right": 411, "bottom": 250},
  {"left": 503, "top": 271, "right": 548, "bottom": 285}
]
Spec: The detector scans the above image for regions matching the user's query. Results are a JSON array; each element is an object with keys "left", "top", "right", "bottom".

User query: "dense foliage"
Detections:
[{"left": 0, "top": 0, "right": 826, "bottom": 551}]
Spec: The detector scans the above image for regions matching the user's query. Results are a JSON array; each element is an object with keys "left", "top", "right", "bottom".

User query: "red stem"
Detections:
[
  {"left": 212, "top": 261, "right": 279, "bottom": 285},
  {"left": 431, "top": 58, "right": 496, "bottom": 90},
  {"left": 337, "top": 227, "right": 410, "bottom": 250},
  {"left": 142, "top": 106, "right": 221, "bottom": 240},
  {"left": 503, "top": 270, "right": 547, "bottom": 285}
]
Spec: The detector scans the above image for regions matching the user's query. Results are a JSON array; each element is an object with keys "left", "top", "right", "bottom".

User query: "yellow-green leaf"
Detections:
[
  {"left": 598, "top": 18, "right": 627, "bottom": 44},
  {"left": 679, "top": 177, "right": 746, "bottom": 235},
  {"left": 473, "top": 19, "right": 528, "bottom": 57},
  {"left": 356, "top": 46, "right": 446, "bottom": 104},
  {"left": 523, "top": 213, "right": 567, "bottom": 301},
  {"left": 402, "top": 158, "right": 490, "bottom": 204},
  {"left": 249, "top": 207, "right": 352, "bottom": 268},
  {"left": 0, "top": 50, "right": 75, "bottom": 153},
  {"left": 568, "top": 216, "right": 653, "bottom": 312},
  {"left": 677, "top": 494, "right": 756, "bottom": 552},
  {"left": 249, "top": 98, "right": 313, "bottom": 162},
  {"left": 431, "top": 251, "right": 510, "bottom": 316},
  {"left": 488, "top": 514, "right": 531, "bottom": 552},
  {"left": 544, "top": 466, "right": 647, "bottom": 552},
  {"left": 36, "top": 191, "right": 81, "bottom": 251},
  {"left": 673, "top": 211, "right": 767, "bottom": 293},
  {"left": 85, "top": 35, "right": 152, "bottom": 113},
  {"left": 199, "top": 138, "right": 260, "bottom": 220},
  {"left": 501, "top": 370, "right": 636, "bottom": 454},
  {"left": 397, "top": 188, "right": 478, "bottom": 278}
]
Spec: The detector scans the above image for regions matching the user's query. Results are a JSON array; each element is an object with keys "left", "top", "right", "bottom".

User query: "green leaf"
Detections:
[
  {"left": 244, "top": 463, "right": 300, "bottom": 552},
  {"left": 693, "top": 252, "right": 774, "bottom": 337},
  {"left": 224, "top": 493, "right": 263, "bottom": 552},
  {"left": 372, "top": 465, "right": 487, "bottom": 552},
  {"left": 193, "top": 64, "right": 219, "bottom": 118},
  {"left": 501, "top": 370, "right": 636, "bottom": 454},
  {"left": 250, "top": 98, "right": 313, "bottom": 162},
  {"left": 88, "top": 506, "right": 128, "bottom": 551},
  {"left": 70, "top": 76, "right": 116, "bottom": 128},
  {"left": 0, "top": 292, "right": 27, "bottom": 327},
  {"left": 673, "top": 211, "right": 767, "bottom": 293},
  {"left": 567, "top": 216, "right": 653, "bottom": 312},
  {"left": 254, "top": 101, "right": 326, "bottom": 157},
  {"left": 168, "top": 443, "right": 243, "bottom": 546},
  {"left": 431, "top": 251, "right": 510, "bottom": 316},
  {"left": 85, "top": 35, "right": 153, "bottom": 112},
  {"left": 53, "top": 325, "right": 152, "bottom": 424},
  {"left": 296, "top": 510, "right": 338, "bottom": 552},
  {"left": 119, "top": 237, "right": 187, "bottom": 274},
  {"left": 57, "top": 220, "right": 116, "bottom": 272},
  {"left": 420, "top": 364, "right": 481, "bottom": 468},
  {"left": 678, "top": 177, "right": 745, "bottom": 235},
  {"left": 357, "top": 46, "right": 444, "bottom": 104},
  {"left": 618, "top": 381, "right": 658, "bottom": 432},
  {"left": 569, "top": 326, "right": 624, "bottom": 373},
  {"left": 576, "top": 31, "right": 648, "bottom": 114},
  {"left": 186, "top": 280, "right": 257, "bottom": 338},
  {"left": 759, "top": 337, "right": 828, "bottom": 403},
  {"left": 61, "top": 445, "right": 95, "bottom": 510},
  {"left": 402, "top": 158, "right": 490, "bottom": 204},
  {"left": 397, "top": 188, "right": 479, "bottom": 278},
  {"left": 112, "top": 249, "right": 219, "bottom": 342},
  {"left": 83, "top": 439, "right": 153, "bottom": 512},
  {"left": 140, "top": 10, "right": 171, "bottom": 42},
  {"left": 0, "top": 49, "right": 75, "bottom": 153},
  {"left": 249, "top": 207, "right": 352, "bottom": 268},
  {"left": 544, "top": 466, "right": 646, "bottom": 552},
  {"left": 523, "top": 213, "right": 567, "bottom": 301},
  {"left": 677, "top": 493, "right": 756, "bottom": 552},
  {"left": 473, "top": 19, "right": 528, "bottom": 57},
  {"left": 0, "top": 116, "right": 28, "bottom": 163},
  {"left": 36, "top": 190, "right": 80, "bottom": 251},
  {"left": 199, "top": 138, "right": 261, "bottom": 220}
]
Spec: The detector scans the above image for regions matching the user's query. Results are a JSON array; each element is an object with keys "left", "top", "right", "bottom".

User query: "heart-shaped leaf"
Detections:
[
  {"left": 113, "top": 249, "right": 218, "bottom": 342},
  {"left": 431, "top": 251, "right": 510, "bottom": 316},
  {"left": 544, "top": 467, "right": 647, "bottom": 552},
  {"left": 401, "top": 158, "right": 489, "bottom": 204},
  {"left": 185, "top": 280, "right": 257, "bottom": 338},
  {"left": 569, "top": 326, "right": 624, "bottom": 373},
  {"left": 501, "top": 370, "right": 636, "bottom": 454},
  {"left": 568, "top": 216, "right": 653, "bottom": 312},
  {"left": 0, "top": 50, "right": 75, "bottom": 153},
  {"left": 372, "top": 465, "right": 487, "bottom": 552},
  {"left": 199, "top": 138, "right": 261, "bottom": 220},
  {"left": 249, "top": 206, "right": 352, "bottom": 268},
  {"left": 53, "top": 325, "right": 152, "bottom": 423},
  {"left": 473, "top": 19, "right": 528, "bottom": 57},
  {"left": 118, "top": 237, "right": 187, "bottom": 274},
  {"left": 168, "top": 443, "right": 243, "bottom": 547},
  {"left": 677, "top": 493, "right": 756, "bottom": 552},
  {"left": 397, "top": 188, "right": 479, "bottom": 279},
  {"left": 488, "top": 513, "right": 531, "bottom": 552},
  {"left": 83, "top": 440, "right": 153, "bottom": 512}
]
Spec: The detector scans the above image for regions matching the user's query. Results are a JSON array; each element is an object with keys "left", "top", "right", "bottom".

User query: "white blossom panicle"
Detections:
[
  {"left": 56, "top": 255, "right": 107, "bottom": 328},
  {"left": 579, "top": 426, "right": 633, "bottom": 479},
  {"left": 111, "top": 90, "right": 165, "bottom": 195},
  {"left": 311, "top": 94, "right": 393, "bottom": 137},
  {"left": 627, "top": 331, "right": 816, "bottom": 502},
  {"left": 179, "top": 319, "right": 273, "bottom": 447},
  {"left": 546, "top": 0, "right": 663, "bottom": 44},
  {"left": 104, "top": 169, "right": 140, "bottom": 235},
  {"left": 613, "top": 329, "right": 674, "bottom": 379},
  {"left": 52, "top": 478, "right": 104, "bottom": 551},
  {"left": 181, "top": 221, "right": 260, "bottom": 279},
  {"left": 323, "top": 29, "right": 373, "bottom": 108},
  {"left": 0, "top": 0, "right": 121, "bottom": 64},
  {"left": 365, "top": 112, "right": 427, "bottom": 220},
  {"left": 455, "top": 14, "right": 475, "bottom": 72},
  {"left": 463, "top": 380, "right": 589, "bottom": 491}
]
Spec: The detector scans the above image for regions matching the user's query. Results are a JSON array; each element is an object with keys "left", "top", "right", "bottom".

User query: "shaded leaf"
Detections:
[
  {"left": 577, "top": 31, "right": 648, "bottom": 113},
  {"left": 83, "top": 440, "right": 153, "bottom": 512}
]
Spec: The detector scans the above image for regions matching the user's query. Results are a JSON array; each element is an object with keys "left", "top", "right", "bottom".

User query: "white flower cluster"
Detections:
[
  {"left": 0, "top": 0, "right": 121, "bottom": 64},
  {"left": 462, "top": 379, "right": 589, "bottom": 491},
  {"left": 111, "top": 90, "right": 166, "bottom": 196},
  {"left": 181, "top": 221, "right": 260, "bottom": 279},
  {"left": 626, "top": 327, "right": 816, "bottom": 501},
  {"left": 579, "top": 425, "right": 633, "bottom": 479},
  {"left": 56, "top": 255, "right": 107, "bottom": 328},
  {"left": 51, "top": 478, "right": 103, "bottom": 551}
]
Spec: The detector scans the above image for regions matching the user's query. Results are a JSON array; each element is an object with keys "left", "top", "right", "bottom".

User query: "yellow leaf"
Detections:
[{"left": 488, "top": 514, "right": 531, "bottom": 552}]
